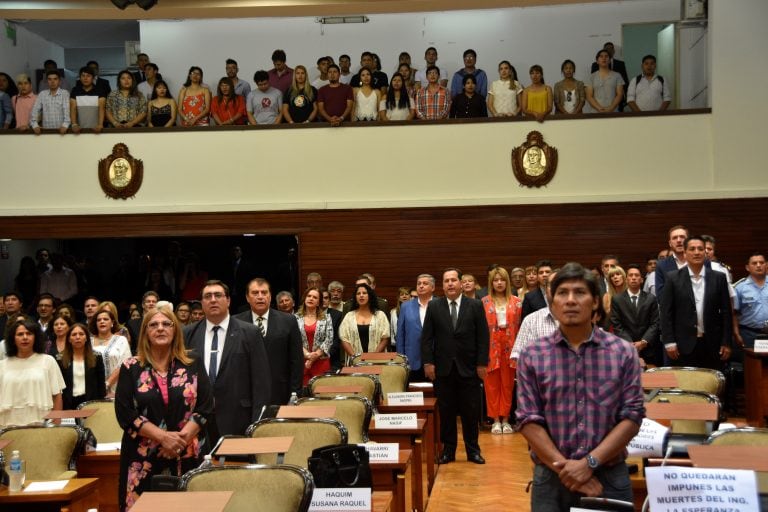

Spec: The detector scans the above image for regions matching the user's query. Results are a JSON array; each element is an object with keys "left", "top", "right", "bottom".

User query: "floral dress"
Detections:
[{"left": 115, "top": 357, "right": 213, "bottom": 511}]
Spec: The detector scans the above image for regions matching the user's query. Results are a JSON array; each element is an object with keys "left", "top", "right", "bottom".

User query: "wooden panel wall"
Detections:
[{"left": 2, "top": 197, "right": 764, "bottom": 303}]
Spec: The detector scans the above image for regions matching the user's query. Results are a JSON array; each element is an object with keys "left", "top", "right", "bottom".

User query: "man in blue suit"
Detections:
[{"left": 396, "top": 274, "right": 435, "bottom": 382}]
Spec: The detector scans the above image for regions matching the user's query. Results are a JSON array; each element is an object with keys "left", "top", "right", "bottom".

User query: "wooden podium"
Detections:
[{"left": 744, "top": 349, "right": 768, "bottom": 427}]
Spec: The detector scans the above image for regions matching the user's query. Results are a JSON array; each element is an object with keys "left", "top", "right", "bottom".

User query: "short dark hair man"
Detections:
[
  {"left": 225, "top": 58, "right": 251, "bottom": 98},
  {"left": 234, "top": 278, "right": 303, "bottom": 404},
  {"left": 184, "top": 280, "right": 271, "bottom": 440},
  {"left": 660, "top": 236, "right": 733, "bottom": 368},
  {"left": 609, "top": 264, "right": 661, "bottom": 366},
  {"left": 421, "top": 268, "right": 489, "bottom": 465},
  {"left": 0, "top": 292, "right": 24, "bottom": 340},
  {"left": 36, "top": 293, "right": 56, "bottom": 333},
  {"left": 397, "top": 274, "right": 436, "bottom": 382},
  {"left": 268, "top": 49, "right": 293, "bottom": 94},
  {"left": 655, "top": 224, "right": 690, "bottom": 299},
  {"left": 350, "top": 51, "right": 388, "bottom": 94},
  {"left": 317, "top": 64, "right": 354, "bottom": 126},
  {"left": 521, "top": 259, "right": 553, "bottom": 320},
  {"left": 734, "top": 252, "right": 768, "bottom": 350},
  {"left": 627, "top": 54, "right": 671, "bottom": 112},
  {"left": 517, "top": 262, "right": 644, "bottom": 510}
]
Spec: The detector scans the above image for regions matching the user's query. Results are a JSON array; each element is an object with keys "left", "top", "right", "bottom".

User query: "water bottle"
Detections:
[
  {"left": 8, "top": 450, "right": 24, "bottom": 492},
  {"left": 289, "top": 392, "right": 299, "bottom": 405}
]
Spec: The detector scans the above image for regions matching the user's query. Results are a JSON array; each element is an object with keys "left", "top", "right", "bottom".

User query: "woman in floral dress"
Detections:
[{"left": 115, "top": 305, "right": 212, "bottom": 511}]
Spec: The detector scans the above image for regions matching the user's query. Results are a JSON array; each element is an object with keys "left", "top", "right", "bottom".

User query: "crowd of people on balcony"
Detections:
[{"left": 0, "top": 41, "right": 673, "bottom": 133}]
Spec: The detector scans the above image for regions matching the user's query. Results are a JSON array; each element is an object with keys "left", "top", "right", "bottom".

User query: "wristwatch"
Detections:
[{"left": 586, "top": 453, "right": 600, "bottom": 469}]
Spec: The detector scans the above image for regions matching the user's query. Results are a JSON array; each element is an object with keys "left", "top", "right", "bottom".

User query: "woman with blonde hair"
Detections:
[
  {"left": 282, "top": 65, "right": 317, "bottom": 124},
  {"left": 390, "top": 286, "right": 412, "bottom": 348},
  {"left": 115, "top": 306, "right": 213, "bottom": 511},
  {"left": 487, "top": 60, "right": 522, "bottom": 117},
  {"left": 295, "top": 288, "right": 334, "bottom": 385},
  {"left": 481, "top": 267, "right": 522, "bottom": 434},
  {"left": 603, "top": 265, "right": 628, "bottom": 322},
  {"left": 517, "top": 265, "right": 538, "bottom": 299}
]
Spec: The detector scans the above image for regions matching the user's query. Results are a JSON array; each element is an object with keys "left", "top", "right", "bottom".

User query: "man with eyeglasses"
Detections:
[
  {"left": 175, "top": 301, "right": 192, "bottom": 325},
  {"left": 184, "top": 280, "right": 271, "bottom": 441}
]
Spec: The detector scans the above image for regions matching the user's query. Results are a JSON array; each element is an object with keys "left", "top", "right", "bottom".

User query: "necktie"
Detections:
[
  {"left": 209, "top": 325, "right": 220, "bottom": 384},
  {"left": 450, "top": 301, "right": 458, "bottom": 328},
  {"left": 256, "top": 316, "right": 265, "bottom": 337},
  {"left": 631, "top": 295, "right": 638, "bottom": 309}
]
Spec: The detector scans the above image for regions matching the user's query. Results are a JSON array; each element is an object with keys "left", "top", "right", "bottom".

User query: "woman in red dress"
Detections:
[{"left": 295, "top": 288, "right": 334, "bottom": 385}]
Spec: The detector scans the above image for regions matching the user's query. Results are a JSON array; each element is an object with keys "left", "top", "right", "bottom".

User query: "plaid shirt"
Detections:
[
  {"left": 30, "top": 88, "right": 70, "bottom": 129},
  {"left": 415, "top": 86, "right": 449, "bottom": 120},
  {"left": 516, "top": 326, "right": 645, "bottom": 461},
  {"left": 511, "top": 306, "right": 558, "bottom": 359}
]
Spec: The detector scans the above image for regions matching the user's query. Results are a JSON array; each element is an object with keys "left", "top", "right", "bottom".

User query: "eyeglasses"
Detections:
[
  {"left": 202, "top": 292, "right": 226, "bottom": 300},
  {"left": 148, "top": 321, "right": 174, "bottom": 330}
]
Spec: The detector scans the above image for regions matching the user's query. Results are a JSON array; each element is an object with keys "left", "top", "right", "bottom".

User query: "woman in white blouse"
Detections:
[
  {"left": 379, "top": 73, "right": 415, "bottom": 121},
  {"left": 487, "top": 60, "right": 522, "bottom": 117},
  {"left": 0, "top": 319, "right": 65, "bottom": 425},
  {"left": 89, "top": 305, "right": 131, "bottom": 396}
]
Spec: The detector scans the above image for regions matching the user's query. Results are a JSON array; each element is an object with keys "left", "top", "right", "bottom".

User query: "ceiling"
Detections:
[{"left": 2, "top": 0, "right": 611, "bottom": 49}]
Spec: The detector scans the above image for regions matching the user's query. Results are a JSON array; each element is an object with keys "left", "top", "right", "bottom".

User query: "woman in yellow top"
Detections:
[{"left": 521, "top": 64, "right": 553, "bottom": 122}]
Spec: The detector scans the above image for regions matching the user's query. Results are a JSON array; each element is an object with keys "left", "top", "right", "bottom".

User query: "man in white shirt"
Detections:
[{"left": 627, "top": 54, "right": 671, "bottom": 112}]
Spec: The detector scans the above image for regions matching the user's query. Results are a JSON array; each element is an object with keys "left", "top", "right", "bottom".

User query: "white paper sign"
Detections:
[
  {"left": 627, "top": 418, "right": 669, "bottom": 457},
  {"left": 646, "top": 466, "right": 759, "bottom": 512},
  {"left": 309, "top": 488, "right": 371, "bottom": 511},
  {"left": 359, "top": 443, "right": 399, "bottom": 462},
  {"left": 374, "top": 413, "right": 418, "bottom": 429},
  {"left": 24, "top": 480, "right": 69, "bottom": 492},
  {"left": 754, "top": 338, "right": 768, "bottom": 353},
  {"left": 386, "top": 392, "right": 424, "bottom": 406}
]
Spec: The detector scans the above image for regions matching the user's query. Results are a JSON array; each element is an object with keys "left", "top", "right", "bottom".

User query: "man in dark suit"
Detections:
[
  {"left": 126, "top": 291, "right": 159, "bottom": 354},
  {"left": 655, "top": 225, "right": 690, "bottom": 300},
  {"left": 184, "top": 280, "right": 271, "bottom": 441},
  {"left": 223, "top": 245, "right": 256, "bottom": 313},
  {"left": 132, "top": 53, "right": 149, "bottom": 85},
  {"left": 422, "top": 268, "right": 490, "bottom": 465},
  {"left": 660, "top": 236, "right": 732, "bottom": 370},
  {"left": 521, "top": 259, "right": 553, "bottom": 320},
  {"left": 610, "top": 264, "right": 661, "bottom": 366},
  {"left": 233, "top": 278, "right": 303, "bottom": 404}
]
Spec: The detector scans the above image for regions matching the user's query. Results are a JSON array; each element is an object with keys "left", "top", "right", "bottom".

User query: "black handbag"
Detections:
[{"left": 307, "top": 444, "right": 372, "bottom": 488}]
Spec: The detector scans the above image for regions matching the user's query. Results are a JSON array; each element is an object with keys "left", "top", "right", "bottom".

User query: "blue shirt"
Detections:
[
  {"left": 0, "top": 91, "right": 12, "bottom": 127},
  {"left": 450, "top": 68, "right": 488, "bottom": 97},
  {"left": 734, "top": 277, "right": 768, "bottom": 329}
]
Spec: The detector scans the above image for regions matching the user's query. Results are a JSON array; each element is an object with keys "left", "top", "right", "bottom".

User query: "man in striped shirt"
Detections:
[{"left": 516, "top": 262, "right": 645, "bottom": 512}]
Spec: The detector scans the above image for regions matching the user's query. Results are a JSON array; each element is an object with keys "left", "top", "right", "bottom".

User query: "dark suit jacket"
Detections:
[
  {"left": 521, "top": 288, "right": 547, "bottom": 320},
  {"left": 183, "top": 317, "right": 271, "bottom": 436},
  {"left": 610, "top": 290, "right": 660, "bottom": 362},
  {"left": 655, "top": 256, "right": 712, "bottom": 301},
  {"left": 659, "top": 267, "right": 733, "bottom": 355},
  {"left": 60, "top": 353, "right": 107, "bottom": 410},
  {"left": 233, "top": 308, "right": 303, "bottom": 404},
  {"left": 325, "top": 308, "right": 343, "bottom": 371},
  {"left": 421, "top": 296, "right": 489, "bottom": 378}
]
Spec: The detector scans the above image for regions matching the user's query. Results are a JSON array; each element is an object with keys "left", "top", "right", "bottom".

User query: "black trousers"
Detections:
[
  {"left": 434, "top": 362, "right": 481, "bottom": 456},
  {"left": 674, "top": 336, "right": 723, "bottom": 371}
]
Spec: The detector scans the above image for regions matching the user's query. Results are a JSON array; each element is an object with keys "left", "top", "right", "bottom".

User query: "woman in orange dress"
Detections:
[
  {"left": 481, "top": 266, "right": 522, "bottom": 434},
  {"left": 177, "top": 66, "right": 211, "bottom": 127}
]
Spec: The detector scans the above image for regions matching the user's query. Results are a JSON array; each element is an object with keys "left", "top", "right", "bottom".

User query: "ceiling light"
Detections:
[{"left": 316, "top": 16, "right": 369, "bottom": 25}]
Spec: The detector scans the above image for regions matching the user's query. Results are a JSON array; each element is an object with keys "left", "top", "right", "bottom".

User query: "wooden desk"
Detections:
[
  {"left": 745, "top": 349, "right": 768, "bottom": 427},
  {"left": 77, "top": 450, "right": 120, "bottom": 512},
  {"left": 360, "top": 353, "right": 403, "bottom": 362},
  {"left": 277, "top": 405, "right": 336, "bottom": 418},
  {"left": 645, "top": 402, "right": 719, "bottom": 420},
  {"left": 377, "top": 397, "right": 438, "bottom": 493},
  {"left": 372, "top": 490, "right": 394, "bottom": 512},
  {"left": 313, "top": 385, "right": 365, "bottom": 395},
  {"left": 369, "top": 418, "right": 427, "bottom": 512},
  {"left": 0, "top": 478, "right": 99, "bottom": 512},
  {"left": 408, "top": 382, "right": 434, "bottom": 398},
  {"left": 642, "top": 372, "right": 679, "bottom": 389},
  {"left": 370, "top": 449, "right": 411, "bottom": 512},
  {"left": 130, "top": 491, "right": 233, "bottom": 511}
]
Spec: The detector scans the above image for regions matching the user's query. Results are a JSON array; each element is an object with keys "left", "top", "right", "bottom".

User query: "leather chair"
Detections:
[
  {"left": 297, "top": 395, "right": 372, "bottom": 443},
  {"left": 245, "top": 417, "right": 347, "bottom": 467}
]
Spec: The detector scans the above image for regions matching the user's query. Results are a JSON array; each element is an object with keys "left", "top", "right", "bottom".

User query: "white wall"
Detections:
[
  {"left": 0, "top": 20, "right": 64, "bottom": 81},
  {"left": 140, "top": 0, "right": 680, "bottom": 95}
]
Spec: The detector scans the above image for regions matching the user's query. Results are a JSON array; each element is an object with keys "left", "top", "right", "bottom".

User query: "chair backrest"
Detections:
[
  {"left": 246, "top": 418, "right": 347, "bottom": 467},
  {"left": 648, "top": 390, "right": 721, "bottom": 435},
  {"left": 351, "top": 353, "right": 409, "bottom": 366},
  {"left": 706, "top": 428, "right": 768, "bottom": 494},
  {"left": 297, "top": 396, "right": 373, "bottom": 443},
  {"left": 77, "top": 398, "right": 123, "bottom": 444},
  {"left": 181, "top": 464, "right": 314, "bottom": 512},
  {"left": 308, "top": 373, "right": 381, "bottom": 404},
  {"left": 645, "top": 366, "right": 726, "bottom": 396},
  {"left": 354, "top": 362, "right": 409, "bottom": 397},
  {"left": 0, "top": 424, "right": 85, "bottom": 480}
]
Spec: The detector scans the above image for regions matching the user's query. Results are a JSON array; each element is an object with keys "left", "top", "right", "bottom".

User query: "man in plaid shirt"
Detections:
[
  {"left": 516, "top": 262, "right": 645, "bottom": 511},
  {"left": 415, "top": 65, "right": 449, "bottom": 120}
]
